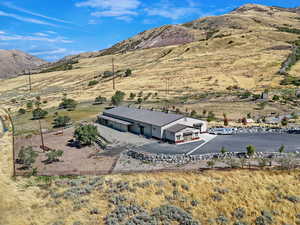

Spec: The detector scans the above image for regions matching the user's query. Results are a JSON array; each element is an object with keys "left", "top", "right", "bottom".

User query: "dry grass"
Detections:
[{"left": 1, "top": 110, "right": 299, "bottom": 225}]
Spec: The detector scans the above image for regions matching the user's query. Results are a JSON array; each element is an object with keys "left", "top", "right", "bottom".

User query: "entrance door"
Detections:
[{"left": 140, "top": 126, "right": 145, "bottom": 135}]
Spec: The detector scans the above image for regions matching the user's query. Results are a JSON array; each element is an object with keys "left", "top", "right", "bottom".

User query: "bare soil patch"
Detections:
[{"left": 15, "top": 128, "right": 119, "bottom": 175}]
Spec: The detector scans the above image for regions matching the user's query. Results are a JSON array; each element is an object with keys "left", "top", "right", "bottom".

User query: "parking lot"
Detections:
[
  {"left": 98, "top": 125, "right": 300, "bottom": 156},
  {"left": 191, "top": 133, "right": 300, "bottom": 155}
]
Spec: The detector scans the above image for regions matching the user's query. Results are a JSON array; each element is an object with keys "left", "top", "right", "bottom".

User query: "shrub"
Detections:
[
  {"left": 103, "top": 71, "right": 113, "bottom": 78},
  {"left": 136, "top": 97, "right": 143, "bottom": 104},
  {"left": 26, "top": 101, "right": 33, "bottom": 110},
  {"left": 125, "top": 68, "right": 132, "bottom": 77},
  {"left": 272, "top": 95, "right": 280, "bottom": 101},
  {"left": 207, "top": 111, "right": 216, "bottom": 122},
  {"left": 17, "top": 146, "right": 38, "bottom": 169},
  {"left": 32, "top": 108, "right": 48, "bottom": 120},
  {"left": 18, "top": 108, "right": 26, "bottom": 115},
  {"left": 281, "top": 117, "right": 289, "bottom": 126},
  {"left": 46, "top": 150, "right": 64, "bottom": 163},
  {"left": 53, "top": 116, "right": 71, "bottom": 128},
  {"left": 59, "top": 98, "right": 77, "bottom": 111},
  {"left": 88, "top": 80, "right": 99, "bottom": 86},
  {"left": 233, "top": 207, "right": 246, "bottom": 219},
  {"left": 129, "top": 92, "right": 136, "bottom": 99},
  {"left": 216, "top": 215, "right": 229, "bottom": 225},
  {"left": 74, "top": 124, "right": 99, "bottom": 146},
  {"left": 220, "top": 146, "right": 228, "bottom": 154},
  {"left": 111, "top": 91, "right": 125, "bottom": 106},
  {"left": 94, "top": 96, "right": 107, "bottom": 105},
  {"left": 246, "top": 145, "right": 256, "bottom": 157}
]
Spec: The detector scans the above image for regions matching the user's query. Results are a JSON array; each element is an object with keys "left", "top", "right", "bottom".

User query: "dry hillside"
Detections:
[
  {"left": 0, "top": 114, "right": 299, "bottom": 225},
  {"left": 0, "top": 4, "right": 299, "bottom": 113},
  {"left": 0, "top": 50, "right": 46, "bottom": 79}
]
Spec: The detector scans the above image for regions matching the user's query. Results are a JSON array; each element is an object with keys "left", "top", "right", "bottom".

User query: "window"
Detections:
[
  {"left": 176, "top": 135, "right": 181, "bottom": 141},
  {"left": 194, "top": 132, "right": 199, "bottom": 137}
]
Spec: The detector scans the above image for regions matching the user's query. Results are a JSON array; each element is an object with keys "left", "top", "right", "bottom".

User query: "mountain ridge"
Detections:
[
  {"left": 52, "top": 3, "right": 300, "bottom": 64},
  {"left": 0, "top": 49, "right": 46, "bottom": 79}
]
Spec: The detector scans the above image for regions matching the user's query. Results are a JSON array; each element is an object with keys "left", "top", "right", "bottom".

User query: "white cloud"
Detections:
[
  {"left": 0, "top": 31, "right": 5, "bottom": 34},
  {"left": 2, "top": 2, "right": 74, "bottom": 25},
  {"left": 46, "top": 30, "right": 57, "bottom": 34},
  {"left": 0, "top": 34, "right": 73, "bottom": 43},
  {"left": 34, "top": 32, "right": 49, "bottom": 37},
  {"left": 76, "top": 0, "right": 140, "bottom": 21},
  {"left": 0, "top": 10, "right": 57, "bottom": 27},
  {"left": 145, "top": 7, "right": 199, "bottom": 20},
  {"left": 88, "top": 19, "right": 98, "bottom": 24},
  {"left": 30, "top": 48, "right": 67, "bottom": 56}
]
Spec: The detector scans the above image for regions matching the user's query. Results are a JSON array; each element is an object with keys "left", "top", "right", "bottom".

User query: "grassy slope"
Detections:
[{"left": 1, "top": 109, "right": 300, "bottom": 225}]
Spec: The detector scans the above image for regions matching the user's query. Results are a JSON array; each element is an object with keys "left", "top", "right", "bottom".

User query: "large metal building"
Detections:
[{"left": 98, "top": 106, "right": 207, "bottom": 144}]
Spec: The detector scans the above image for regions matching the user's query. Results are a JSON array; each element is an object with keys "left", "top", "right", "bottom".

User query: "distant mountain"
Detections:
[
  {"left": 56, "top": 3, "right": 300, "bottom": 63},
  {"left": 0, "top": 50, "right": 46, "bottom": 79}
]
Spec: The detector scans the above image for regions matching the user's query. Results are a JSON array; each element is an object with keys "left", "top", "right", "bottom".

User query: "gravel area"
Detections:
[{"left": 96, "top": 124, "right": 156, "bottom": 147}]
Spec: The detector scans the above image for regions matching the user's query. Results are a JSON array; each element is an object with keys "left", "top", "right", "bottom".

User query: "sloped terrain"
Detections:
[
  {"left": 0, "top": 4, "right": 300, "bottom": 111},
  {"left": 0, "top": 50, "right": 46, "bottom": 79}
]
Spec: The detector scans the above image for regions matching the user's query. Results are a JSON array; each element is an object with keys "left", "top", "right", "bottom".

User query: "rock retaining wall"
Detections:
[{"left": 126, "top": 150, "right": 299, "bottom": 164}]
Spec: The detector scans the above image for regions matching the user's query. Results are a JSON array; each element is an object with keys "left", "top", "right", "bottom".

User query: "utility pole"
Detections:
[
  {"left": 112, "top": 57, "right": 115, "bottom": 90},
  {"left": 27, "top": 69, "right": 32, "bottom": 92},
  {"left": 39, "top": 119, "right": 45, "bottom": 150},
  {"left": 4, "top": 108, "right": 16, "bottom": 177}
]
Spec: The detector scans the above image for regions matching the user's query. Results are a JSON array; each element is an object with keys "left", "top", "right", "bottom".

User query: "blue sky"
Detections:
[{"left": 0, "top": 0, "right": 298, "bottom": 61}]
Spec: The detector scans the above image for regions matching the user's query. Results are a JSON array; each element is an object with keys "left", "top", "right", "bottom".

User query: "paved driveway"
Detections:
[{"left": 191, "top": 133, "right": 300, "bottom": 155}]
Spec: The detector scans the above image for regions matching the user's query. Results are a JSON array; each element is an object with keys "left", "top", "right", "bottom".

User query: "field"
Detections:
[{"left": 1, "top": 108, "right": 300, "bottom": 225}]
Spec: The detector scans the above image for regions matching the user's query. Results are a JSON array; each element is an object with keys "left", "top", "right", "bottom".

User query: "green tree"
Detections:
[
  {"left": 94, "top": 96, "right": 106, "bottom": 105},
  {"left": 278, "top": 144, "right": 285, "bottom": 154},
  {"left": 74, "top": 124, "right": 99, "bottom": 146},
  {"left": 246, "top": 145, "right": 256, "bottom": 157},
  {"left": 88, "top": 80, "right": 99, "bottom": 86},
  {"left": 53, "top": 116, "right": 71, "bottom": 128},
  {"left": 220, "top": 146, "right": 228, "bottom": 154},
  {"left": 26, "top": 101, "right": 33, "bottom": 110},
  {"left": 281, "top": 117, "right": 288, "bottom": 126},
  {"left": 207, "top": 111, "right": 216, "bottom": 122},
  {"left": 111, "top": 91, "right": 125, "bottom": 106},
  {"left": 18, "top": 108, "right": 26, "bottom": 115},
  {"left": 272, "top": 95, "right": 280, "bottom": 101},
  {"left": 59, "top": 98, "right": 77, "bottom": 111},
  {"left": 136, "top": 97, "right": 143, "bottom": 104},
  {"left": 125, "top": 69, "right": 132, "bottom": 77},
  {"left": 190, "top": 110, "right": 197, "bottom": 118},
  {"left": 246, "top": 145, "right": 256, "bottom": 168},
  {"left": 32, "top": 108, "right": 48, "bottom": 120},
  {"left": 45, "top": 150, "right": 63, "bottom": 163},
  {"left": 129, "top": 92, "right": 136, "bottom": 100},
  {"left": 17, "top": 146, "right": 38, "bottom": 169},
  {"left": 207, "top": 160, "right": 215, "bottom": 168}
]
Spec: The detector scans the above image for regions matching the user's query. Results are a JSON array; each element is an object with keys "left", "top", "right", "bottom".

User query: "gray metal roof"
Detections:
[
  {"left": 103, "top": 106, "right": 184, "bottom": 127},
  {"left": 165, "top": 124, "right": 190, "bottom": 133},
  {"left": 99, "top": 115, "right": 132, "bottom": 126}
]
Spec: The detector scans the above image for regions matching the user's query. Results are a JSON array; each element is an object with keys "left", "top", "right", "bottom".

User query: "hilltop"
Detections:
[{"left": 0, "top": 49, "right": 46, "bottom": 79}]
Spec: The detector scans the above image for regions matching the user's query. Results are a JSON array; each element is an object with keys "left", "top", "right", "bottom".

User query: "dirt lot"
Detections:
[{"left": 15, "top": 128, "right": 118, "bottom": 175}]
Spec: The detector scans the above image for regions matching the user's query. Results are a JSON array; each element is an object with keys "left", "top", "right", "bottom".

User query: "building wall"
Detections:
[
  {"left": 165, "top": 128, "right": 201, "bottom": 144},
  {"left": 129, "top": 122, "right": 152, "bottom": 137},
  {"left": 175, "top": 117, "right": 207, "bottom": 133},
  {"left": 152, "top": 125, "right": 162, "bottom": 139},
  {"left": 105, "top": 120, "right": 128, "bottom": 132}
]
